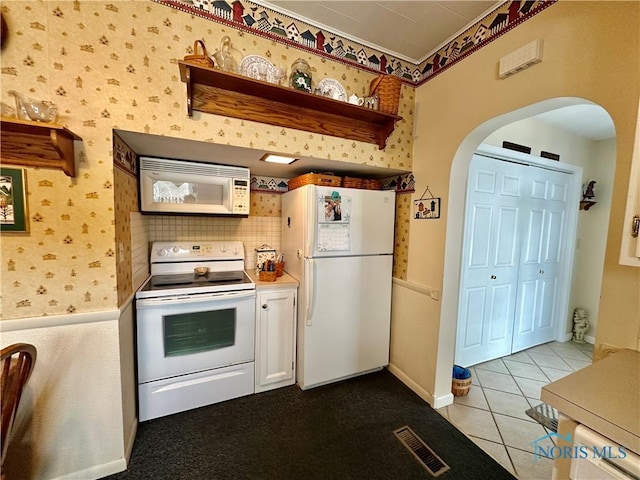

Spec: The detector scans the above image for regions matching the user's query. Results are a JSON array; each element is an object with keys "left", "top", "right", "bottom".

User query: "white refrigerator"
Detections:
[{"left": 281, "top": 184, "right": 395, "bottom": 390}]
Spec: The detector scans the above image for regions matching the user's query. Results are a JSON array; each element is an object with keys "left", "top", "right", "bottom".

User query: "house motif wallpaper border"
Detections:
[
  {"left": 153, "top": 0, "right": 557, "bottom": 85},
  {"left": 420, "top": 0, "right": 556, "bottom": 83}
]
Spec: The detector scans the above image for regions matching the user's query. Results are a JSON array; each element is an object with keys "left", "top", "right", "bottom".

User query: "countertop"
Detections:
[
  {"left": 247, "top": 270, "right": 299, "bottom": 289},
  {"left": 541, "top": 348, "right": 640, "bottom": 455}
]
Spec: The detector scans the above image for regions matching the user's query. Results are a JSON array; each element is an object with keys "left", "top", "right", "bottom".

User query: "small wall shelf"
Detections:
[
  {"left": 1, "top": 118, "right": 82, "bottom": 177},
  {"left": 178, "top": 61, "right": 402, "bottom": 149},
  {"left": 580, "top": 200, "right": 597, "bottom": 211}
]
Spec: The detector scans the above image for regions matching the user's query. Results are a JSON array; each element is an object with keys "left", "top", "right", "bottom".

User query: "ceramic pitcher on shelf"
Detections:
[{"left": 212, "top": 36, "right": 239, "bottom": 73}]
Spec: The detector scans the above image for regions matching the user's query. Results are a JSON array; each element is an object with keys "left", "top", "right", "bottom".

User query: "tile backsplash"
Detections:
[{"left": 145, "top": 215, "right": 281, "bottom": 271}]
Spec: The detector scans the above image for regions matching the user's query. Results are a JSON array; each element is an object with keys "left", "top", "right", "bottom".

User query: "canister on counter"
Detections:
[{"left": 255, "top": 244, "right": 276, "bottom": 270}]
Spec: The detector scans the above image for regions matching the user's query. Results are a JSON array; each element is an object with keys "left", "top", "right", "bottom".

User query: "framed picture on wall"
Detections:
[
  {"left": 0, "top": 167, "right": 29, "bottom": 234},
  {"left": 414, "top": 197, "right": 441, "bottom": 219}
]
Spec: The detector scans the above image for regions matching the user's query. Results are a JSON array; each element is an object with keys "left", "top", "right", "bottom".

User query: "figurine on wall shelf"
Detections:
[
  {"left": 580, "top": 179, "right": 597, "bottom": 210},
  {"left": 583, "top": 180, "right": 596, "bottom": 199}
]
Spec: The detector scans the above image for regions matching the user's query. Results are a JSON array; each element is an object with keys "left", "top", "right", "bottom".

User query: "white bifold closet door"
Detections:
[{"left": 455, "top": 153, "right": 572, "bottom": 367}]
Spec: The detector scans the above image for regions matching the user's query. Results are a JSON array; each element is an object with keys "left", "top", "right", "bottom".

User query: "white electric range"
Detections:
[{"left": 135, "top": 241, "right": 256, "bottom": 421}]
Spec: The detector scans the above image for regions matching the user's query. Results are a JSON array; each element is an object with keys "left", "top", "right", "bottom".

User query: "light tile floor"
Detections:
[{"left": 437, "top": 340, "right": 594, "bottom": 479}]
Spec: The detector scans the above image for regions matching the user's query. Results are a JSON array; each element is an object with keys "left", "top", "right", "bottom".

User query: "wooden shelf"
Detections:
[
  {"left": 1, "top": 118, "right": 82, "bottom": 177},
  {"left": 580, "top": 200, "right": 597, "bottom": 211},
  {"left": 178, "top": 61, "right": 401, "bottom": 149}
]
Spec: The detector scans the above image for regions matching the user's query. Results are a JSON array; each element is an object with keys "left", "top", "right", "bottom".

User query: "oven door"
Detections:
[{"left": 136, "top": 290, "right": 256, "bottom": 383}]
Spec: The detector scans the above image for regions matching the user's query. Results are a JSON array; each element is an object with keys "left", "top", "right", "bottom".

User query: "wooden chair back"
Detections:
[{"left": 1, "top": 343, "right": 37, "bottom": 469}]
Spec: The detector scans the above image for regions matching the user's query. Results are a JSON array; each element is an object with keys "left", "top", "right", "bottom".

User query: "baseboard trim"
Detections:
[
  {"left": 387, "top": 363, "right": 438, "bottom": 407},
  {"left": 52, "top": 458, "right": 127, "bottom": 480},
  {"left": 432, "top": 392, "right": 454, "bottom": 409},
  {"left": 124, "top": 418, "right": 138, "bottom": 464},
  {"left": 562, "top": 333, "right": 594, "bottom": 344}
]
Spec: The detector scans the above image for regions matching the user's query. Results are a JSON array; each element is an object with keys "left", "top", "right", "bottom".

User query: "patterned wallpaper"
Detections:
[
  {"left": 0, "top": 1, "right": 414, "bottom": 319},
  {"left": 153, "top": 0, "right": 556, "bottom": 85}
]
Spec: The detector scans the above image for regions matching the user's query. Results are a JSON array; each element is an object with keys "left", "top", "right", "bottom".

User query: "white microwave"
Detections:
[{"left": 139, "top": 157, "right": 250, "bottom": 216}]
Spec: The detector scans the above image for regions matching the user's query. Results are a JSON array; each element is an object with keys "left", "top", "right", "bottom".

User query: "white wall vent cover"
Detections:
[{"left": 499, "top": 39, "right": 544, "bottom": 79}]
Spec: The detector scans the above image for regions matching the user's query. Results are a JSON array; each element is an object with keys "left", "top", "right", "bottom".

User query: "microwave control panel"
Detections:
[{"left": 232, "top": 179, "right": 250, "bottom": 215}]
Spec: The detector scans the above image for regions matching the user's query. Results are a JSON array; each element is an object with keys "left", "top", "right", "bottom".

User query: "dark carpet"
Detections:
[{"left": 107, "top": 369, "right": 515, "bottom": 479}]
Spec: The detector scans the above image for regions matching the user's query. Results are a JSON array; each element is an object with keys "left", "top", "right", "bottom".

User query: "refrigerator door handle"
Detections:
[{"left": 305, "top": 258, "right": 315, "bottom": 326}]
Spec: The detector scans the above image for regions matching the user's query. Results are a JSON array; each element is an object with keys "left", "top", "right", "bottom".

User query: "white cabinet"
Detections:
[{"left": 255, "top": 287, "right": 297, "bottom": 393}]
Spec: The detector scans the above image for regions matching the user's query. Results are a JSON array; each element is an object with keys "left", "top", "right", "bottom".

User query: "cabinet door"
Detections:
[{"left": 255, "top": 289, "right": 296, "bottom": 393}]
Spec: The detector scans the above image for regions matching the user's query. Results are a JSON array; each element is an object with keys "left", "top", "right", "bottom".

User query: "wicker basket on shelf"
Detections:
[
  {"left": 342, "top": 177, "right": 363, "bottom": 189},
  {"left": 369, "top": 74, "right": 403, "bottom": 115},
  {"left": 288, "top": 172, "right": 342, "bottom": 191},
  {"left": 362, "top": 179, "right": 381, "bottom": 190}
]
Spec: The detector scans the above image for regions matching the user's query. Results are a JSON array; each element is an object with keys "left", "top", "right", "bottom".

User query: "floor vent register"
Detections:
[
  {"left": 525, "top": 402, "right": 559, "bottom": 432},
  {"left": 393, "top": 426, "right": 450, "bottom": 477}
]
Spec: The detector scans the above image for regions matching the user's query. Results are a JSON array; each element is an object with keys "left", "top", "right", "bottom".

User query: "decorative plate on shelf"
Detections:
[
  {"left": 239, "top": 55, "right": 279, "bottom": 84},
  {"left": 317, "top": 78, "right": 347, "bottom": 101}
]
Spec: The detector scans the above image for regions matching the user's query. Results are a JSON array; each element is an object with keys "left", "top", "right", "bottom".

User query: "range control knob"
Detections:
[
  {"left": 172, "top": 246, "right": 180, "bottom": 254},
  {"left": 220, "top": 245, "right": 228, "bottom": 253},
  {"left": 232, "top": 247, "right": 240, "bottom": 255},
  {"left": 157, "top": 248, "right": 168, "bottom": 257}
]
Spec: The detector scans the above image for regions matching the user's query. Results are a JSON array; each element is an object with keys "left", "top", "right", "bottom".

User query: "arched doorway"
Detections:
[{"left": 435, "top": 97, "right": 616, "bottom": 403}]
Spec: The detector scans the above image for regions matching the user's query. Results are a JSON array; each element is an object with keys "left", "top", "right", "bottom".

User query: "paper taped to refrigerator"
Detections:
[
  {"left": 317, "top": 193, "right": 351, "bottom": 251},
  {"left": 317, "top": 223, "right": 350, "bottom": 251}
]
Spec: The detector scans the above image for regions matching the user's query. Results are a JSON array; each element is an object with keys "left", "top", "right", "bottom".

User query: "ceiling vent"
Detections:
[{"left": 498, "top": 39, "right": 543, "bottom": 79}]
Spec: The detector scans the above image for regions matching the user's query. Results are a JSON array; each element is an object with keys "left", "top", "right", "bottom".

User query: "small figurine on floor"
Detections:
[{"left": 572, "top": 308, "right": 589, "bottom": 344}]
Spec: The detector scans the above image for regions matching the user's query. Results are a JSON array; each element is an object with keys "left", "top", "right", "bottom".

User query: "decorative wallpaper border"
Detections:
[
  {"left": 382, "top": 173, "right": 415, "bottom": 193},
  {"left": 251, "top": 175, "right": 288, "bottom": 193},
  {"left": 113, "top": 133, "right": 137, "bottom": 178},
  {"left": 418, "top": 0, "right": 557, "bottom": 83},
  {"left": 250, "top": 173, "right": 415, "bottom": 193},
  {"left": 152, "top": 0, "right": 557, "bottom": 86}
]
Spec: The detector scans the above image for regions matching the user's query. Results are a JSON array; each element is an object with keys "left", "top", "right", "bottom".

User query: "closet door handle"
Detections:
[
  {"left": 490, "top": 275, "right": 497, "bottom": 280},
  {"left": 539, "top": 269, "right": 545, "bottom": 274}
]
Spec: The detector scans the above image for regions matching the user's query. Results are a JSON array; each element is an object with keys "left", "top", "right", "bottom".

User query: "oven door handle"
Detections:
[{"left": 136, "top": 290, "right": 256, "bottom": 307}]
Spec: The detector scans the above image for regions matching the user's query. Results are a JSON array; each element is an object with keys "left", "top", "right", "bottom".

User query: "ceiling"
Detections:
[
  {"left": 532, "top": 105, "right": 615, "bottom": 142},
  {"left": 260, "top": 1, "right": 500, "bottom": 63}
]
